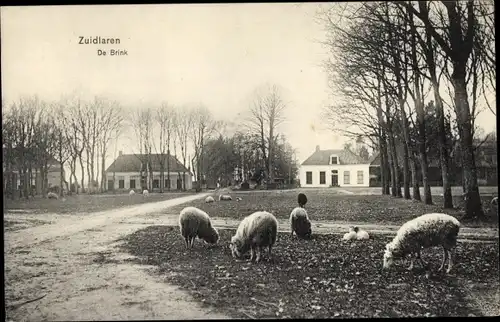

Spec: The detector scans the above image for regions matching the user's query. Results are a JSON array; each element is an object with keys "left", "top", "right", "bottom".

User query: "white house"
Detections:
[
  {"left": 299, "top": 145, "right": 371, "bottom": 188},
  {"left": 105, "top": 151, "right": 193, "bottom": 191}
]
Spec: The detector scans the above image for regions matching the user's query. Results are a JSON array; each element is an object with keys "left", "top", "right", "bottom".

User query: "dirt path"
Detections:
[{"left": 4, "top": 193, "right": 232, "bottom": 321}]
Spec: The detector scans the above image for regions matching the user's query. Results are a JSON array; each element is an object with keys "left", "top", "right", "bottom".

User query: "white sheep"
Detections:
[
  {"left": 219, "top": 194, "right": 232, "bottom": 201},
  {"left": 178, "top": 206, "right": 219, "bottom": 249},
  {"left": 230, "top": 211, "right": 278, "bottom": 263},
  {"left": 205, "top": 196, "right": 215, "bottom": 203},
  {"left": 491, "top": 196, "right": 498, "bottom": 206},
  {"left": 129, "top": 189, "right": 135, "bottom": 195},
  {"left": 354, "top": 226, "right": 370, "bottom": 240},
  {"left": 342, "top": 226, "right": 357, "bottom": 241},
  {"left": 289, "top": 207, "right": 312, "bottom": 239},
  {"left": 383, "top": 213, "right": 460, "bottom": 273},
  {"left": 47, "top": 192, "right": 59, "bottom": 199},
  {"left": 143, "top": 189, "right": 149, "bottom": 195},
  {"left": 236, "top": 197, "right": 243, "bottom": 202}
]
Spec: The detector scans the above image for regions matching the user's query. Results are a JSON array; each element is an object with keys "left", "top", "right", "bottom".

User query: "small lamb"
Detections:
[
  {"left": 178, "top": 206, "right": 219, "bottom": 249},
  {"left": 143, "top": 189, "right": 149, "bottom": 195},
  {"left": 129, "top": 189, "right": 135, "bottom": 195},
  {"left": 219, "top": 194, "right": 232, "bottom": 201},
  {"left": 353, "top": 226, "right": 370, "bottom": 240},
  {"left": 342, "top": 226, "right": 357, "bottom": 241},
  {"left": 383, "top": 213, "right": 460, "bottom": 273},
  {"left": 205, "top": 196, "right": 215, "bottom": 203},
  {"left": 47, "top": 192, "right": 59, "bottom": 199},
  {"left": 289, "top": 207, "right": 312, "bottom": 239},
  {"left": 230, "top": 211, "right": 278, "bottom": 263}
]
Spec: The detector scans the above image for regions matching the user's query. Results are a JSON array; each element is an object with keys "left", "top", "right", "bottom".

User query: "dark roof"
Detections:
[
  {"left": 2, "top": 147, "right": 60, "bottom": 165},
  {"left": 301, "top": 149, "right": 368, "bottom": 166},
  {"left": 105, "top": 154, "right": 191, "bottom": 174}
]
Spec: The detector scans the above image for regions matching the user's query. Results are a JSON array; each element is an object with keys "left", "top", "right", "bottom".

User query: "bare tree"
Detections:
[
  {"left": 405, "top": 0, "right": 486, "bottom": 219},
  {"left": 174, "top": 107, "right": 193, "bottom": 191},
  {"left": 131, "top": 106, "right": 154, "bottom": 191},
  {"left": 153, "top": 102, "right": 175, "bottom": 192},
  {"left": 189, "top": 105, "right": 219, "bottom": 190},
  {"left": 247, "top": 84, "right": 287, "bottom": 184},
  {"left": 96, "top": 99, "right": 123, "bottom": 192}
]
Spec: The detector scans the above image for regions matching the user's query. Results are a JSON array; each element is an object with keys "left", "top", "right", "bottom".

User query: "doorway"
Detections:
[{"left": 331, "top": 170, "right": 339, "bottom": 187}]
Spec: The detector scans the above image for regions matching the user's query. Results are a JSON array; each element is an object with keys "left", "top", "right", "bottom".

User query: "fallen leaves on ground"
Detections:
[{"left": 120, "top": 226, "right": 499, "bottom": 319}]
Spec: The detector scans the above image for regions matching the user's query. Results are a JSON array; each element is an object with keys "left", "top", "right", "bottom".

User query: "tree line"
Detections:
[
  {"left": 319, "top": 1, "right": 496, "bottom": 220},
  {"left": 2, "top": 83, "right": 294, "bottom": 198},
  {"left": 129, "top": 83, "right": 296, "bottom": 191}
]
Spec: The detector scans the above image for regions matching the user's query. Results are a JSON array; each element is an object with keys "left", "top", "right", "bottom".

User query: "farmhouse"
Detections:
[
  {"left": 299, "top": 146, "right": 372, "bottom": 188},
  {"left": 105, "top": 151, "right": 193, "bottom": 191}
]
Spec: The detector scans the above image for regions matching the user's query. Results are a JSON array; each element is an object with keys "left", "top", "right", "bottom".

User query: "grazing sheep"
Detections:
[
  {"left": 205, "top": 196, "right": 215, "bottom": 203},
  {"left": 353, "top": 226, "right": 370, "bottom": 240},
  {"left": 129, "top": 189, "right": 135, "bottom": 195},
  {"left": 178, "top": 206, "right": 219, "bottom": 249},
  {"left": 342, "top": 226, "right": 357, "bottom": 241},
  {"left": 236, "top": 197, "right": 243, "bottom": 202},
  {"left": 230, "top": 211, "right": 278, "bottom": 263},
  {"left": 289, "top": 207, "right": 312, "bottom": 239},
  {"left": 383, "top": 213, "right": 460, "bottom": 273},
  {"left": 298, "top": 193, "right": 307, "bottom": 208},
  {"left": 219, "top": 194, "right": 232, "bottom": 201},
  {"left": 491, "top": 197, "right": 498, "bottom": 206},
  {"left": 47, "top": 192, "right": 59, "bottom": 199},
  {"left": 143, "top": 189, "right": 149, "bottom": 195}
]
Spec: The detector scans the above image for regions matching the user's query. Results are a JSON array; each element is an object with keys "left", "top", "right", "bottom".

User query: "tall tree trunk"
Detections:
[
  {"left": 386, "top": 122, "right": 402, "bottom": 197},
  {"left": 434, "top": 88, "right": 454, "bottom": 208},
  {"left": 60, "top": 161, "right": 65, "bottom": 197},
  {"left": 401, "top": 140, "right": 411, "bottom": 199},
  {"left": 386, "top": 137, "right": 397, "bottom": 197},
  {"left": 167, "top": 148, "right": 171, "bottom": 191},
  {"left": 397, "top": 102, "right": 414, "bottom": 200},
  {"left": 79, "top": 154, "right": 86, "bottom": 193},
  {"left": 100, "top": 150, "right": 106, "bottom": 193},
  {"left": 379, "top": 136, "right": 387, "bottom": 194},
  {"left": 452, "top": 72, "right": 484, "bottom": 219},
  {"left": 411, "top": 151, "right": 421, "bottom": 201}
]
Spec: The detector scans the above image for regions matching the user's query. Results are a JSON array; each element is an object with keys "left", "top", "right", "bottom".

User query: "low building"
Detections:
[
  {"left": 105, "top": 151, "right": 193, "bottom": 191},
  {"left": 299, "top": 146, "right": 371, "bottom": 188},
  {"left": 3, "top": 148, "right": 65, "bottom": 196}
]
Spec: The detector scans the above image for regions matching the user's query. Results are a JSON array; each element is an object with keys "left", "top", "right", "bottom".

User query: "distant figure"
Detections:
[{"left": 298, "top": 193, "right": 307, "bottom": 208}]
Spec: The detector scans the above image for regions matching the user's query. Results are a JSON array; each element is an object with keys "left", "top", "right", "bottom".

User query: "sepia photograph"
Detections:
[{"left": 2, "top": 2, "right": 498, "bottom": 320}]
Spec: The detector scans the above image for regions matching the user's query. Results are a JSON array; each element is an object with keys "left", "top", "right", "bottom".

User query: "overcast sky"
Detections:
[{"left": 1, "top": 3, "right": 496, "bottom": 170}]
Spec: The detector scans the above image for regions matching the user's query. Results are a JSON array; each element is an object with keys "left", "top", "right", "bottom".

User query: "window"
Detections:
[
  {"left": 344, "top": 171, "right": 350, "bottom": 184},
  {"left": 306, "top": 171, "right": 313, "bottom": 184},
  {"left": 165, "top": 179, "right": 170, "bottom": 189},
  {"left": 119, "top": 179, "right": 125, "bottom": 189},
  {"left": 331, "top": 156, "right": 338, "bottom": 164},
  {"left": 319, "top": 171, "right": 326, "bottom": 184},
  {"left": 153, "top": 179, "right": 160, "bottom": 189},
  {"left": 357, "top": 170, "right": 364, "bottom": 184},
  {"left": 130, "top": 179, "right": 136, "bottom": 189}
]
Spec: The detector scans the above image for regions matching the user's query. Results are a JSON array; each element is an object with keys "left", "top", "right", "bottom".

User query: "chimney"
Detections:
[
  {"left": 119, "top": 151, "right": 123, "bottom": 156},
  {"left": 315, "top": 145, "right": 320, "bottom": 152}
]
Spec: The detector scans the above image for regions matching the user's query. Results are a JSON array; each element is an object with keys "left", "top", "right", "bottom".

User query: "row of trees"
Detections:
[
  {"left": 319, "top": 1, "right": 495, "bottom": 219},
  {"left": 2, "top": 81, "right": 294, "bottom": 199},
  {"left": 2, "top": 95, "right": 123, "bottom": 198},
  {"left": 129, "top": 83, "right": 295, "bottom": 191}
]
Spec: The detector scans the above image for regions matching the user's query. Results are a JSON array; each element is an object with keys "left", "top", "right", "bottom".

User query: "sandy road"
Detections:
[{"left": 4, "top": 192, "right": 232, "bottom": 321}]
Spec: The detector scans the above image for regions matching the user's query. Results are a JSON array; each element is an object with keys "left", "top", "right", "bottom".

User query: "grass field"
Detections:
[
  {"left": 167, "top": 190, "right": 498, "bottom": 228},
  {"left": 3, "top": 191, "right": 196, "bottom": 215},
  {"left": 121, "top": 226, "right": 500, "bottom": 318}
]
